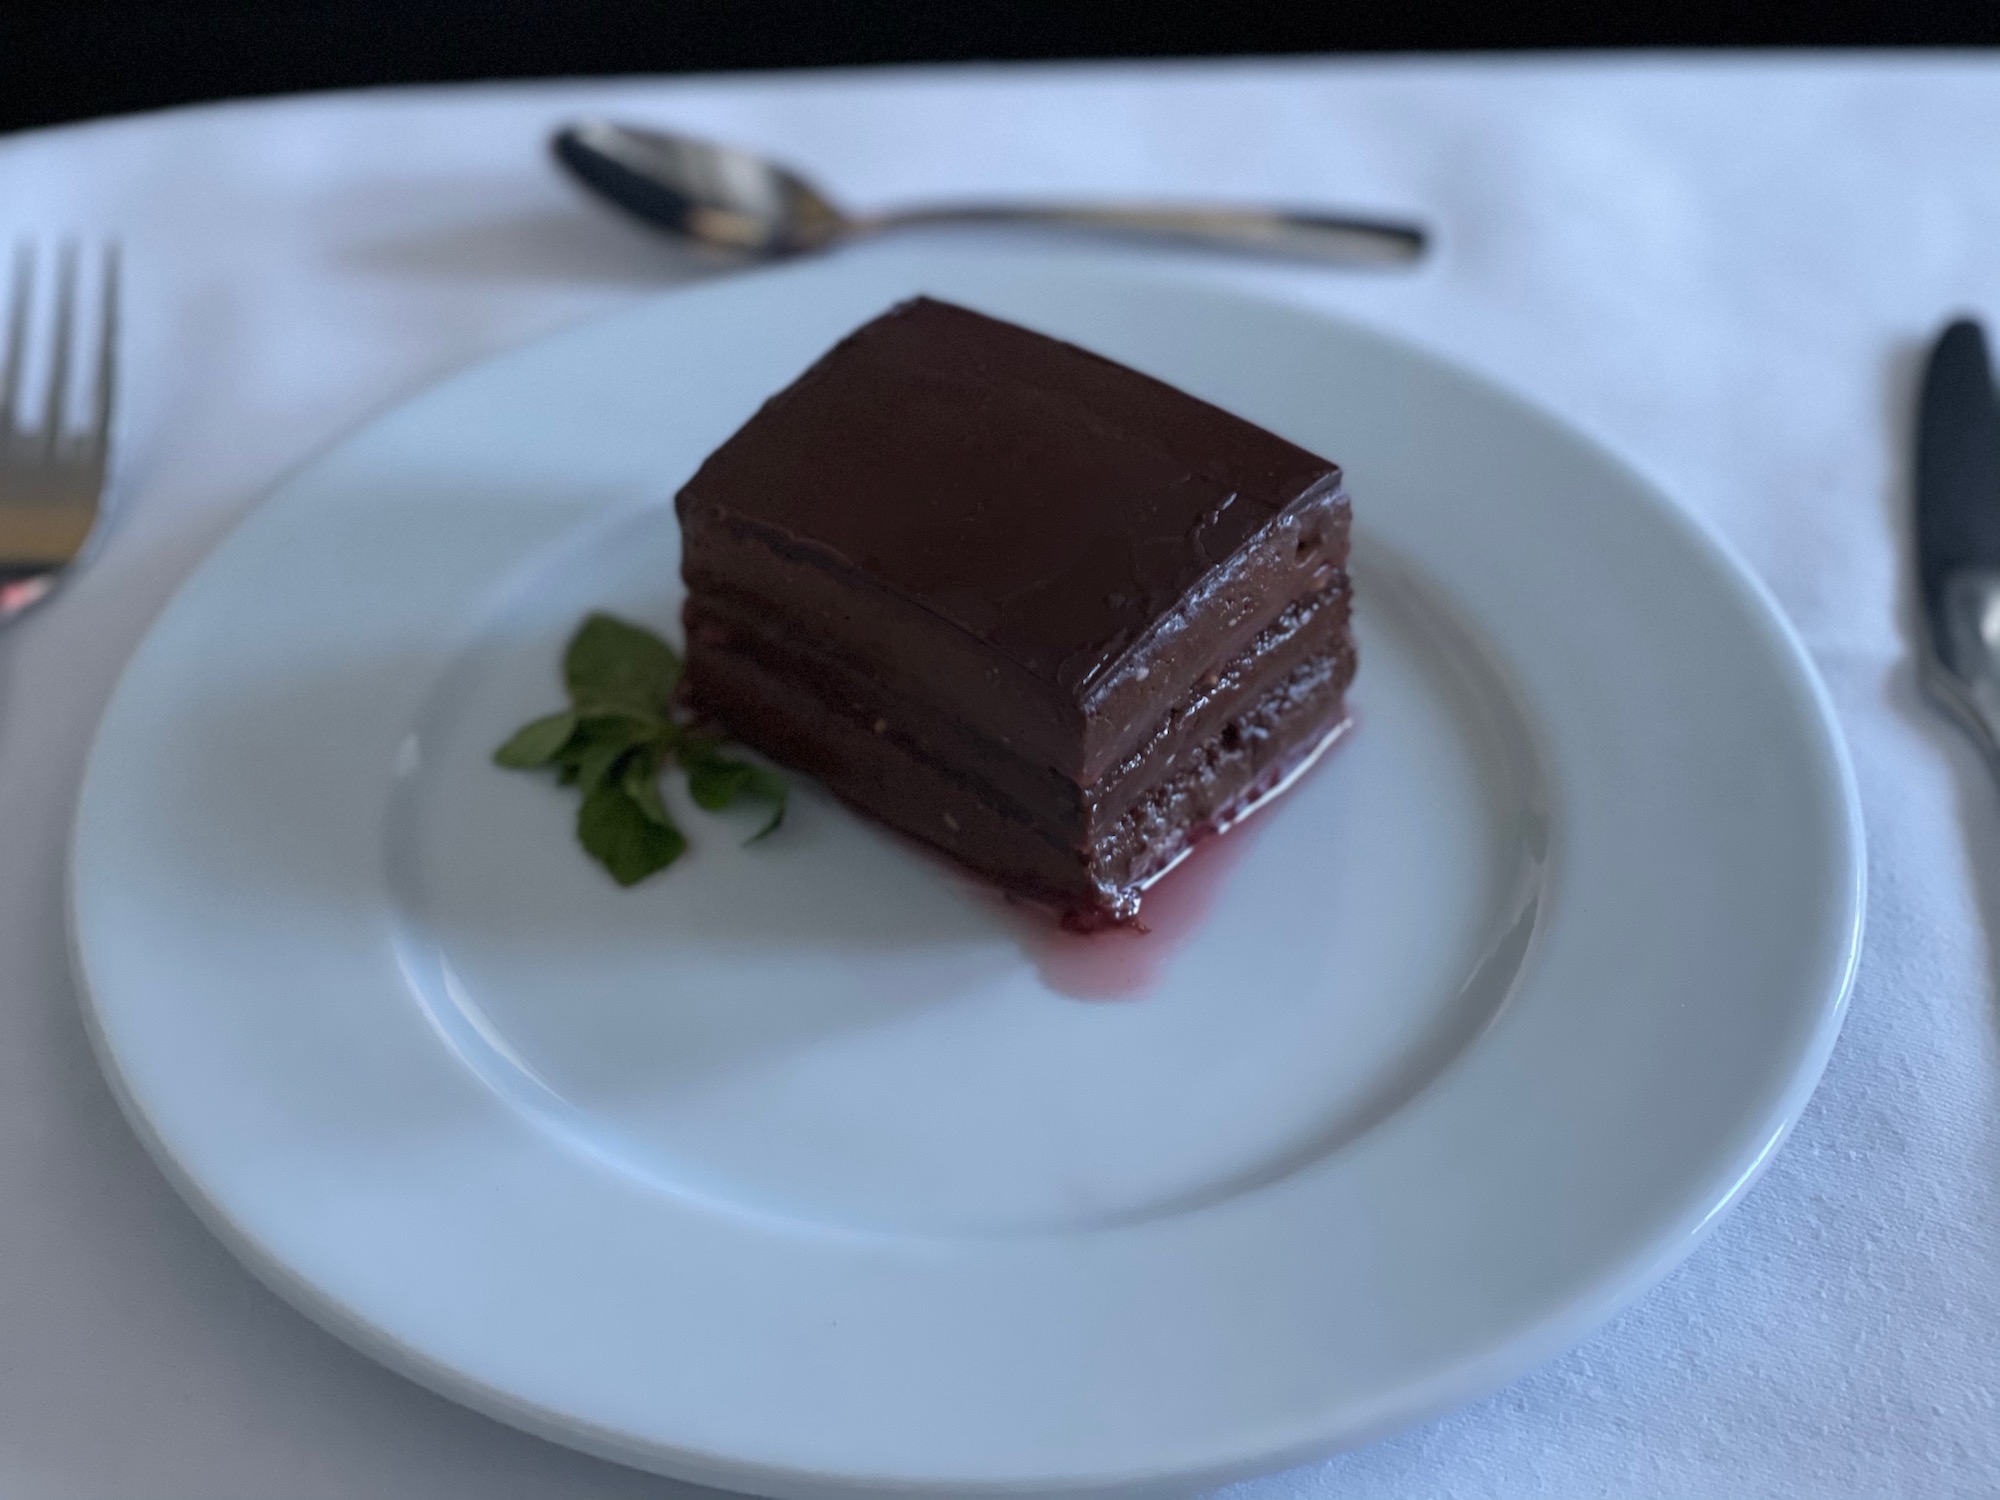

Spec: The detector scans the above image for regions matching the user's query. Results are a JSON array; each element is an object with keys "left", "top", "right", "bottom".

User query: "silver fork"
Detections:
[{"left": 0, "top": 240, "right": 118, "bottom": 624}]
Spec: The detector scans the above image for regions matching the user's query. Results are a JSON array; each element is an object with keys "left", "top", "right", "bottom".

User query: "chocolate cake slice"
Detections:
[{"left": 677, "top": 297, "right": 1354, "bottom": 927}]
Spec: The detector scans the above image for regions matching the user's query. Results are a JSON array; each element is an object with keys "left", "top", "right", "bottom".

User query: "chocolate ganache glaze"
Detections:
[{"left": 678, "top": 297, "right": 1354, "bottom": 926}]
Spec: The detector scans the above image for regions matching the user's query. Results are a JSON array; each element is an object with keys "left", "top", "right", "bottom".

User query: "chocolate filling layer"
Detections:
[
  {"left": 678, "top": 479, "right": 1348, "bottom": 781},
  {"left": 686, "top": 626, "right": 1354, "bottom": 918},
  {"left": 685, "top": 576, "right": 1350, "bottom": 835}
]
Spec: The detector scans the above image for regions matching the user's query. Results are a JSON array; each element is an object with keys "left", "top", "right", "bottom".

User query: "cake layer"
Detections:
[
  {"left": 684, "top": 575, "right": 1351, "bottom": 837},
  {"left": 676, "top": 296, "right": 1350, "bottom": 781},
  {"left": 1085, "top": 583, "right": 1352, "bottom": 826},
  {"left": 687, "top": 642, "right": 1091, "bottom": 909},
  {"left": 679, "top": 483, "right": 1347, "bottom": 782},
  {"left": 684, "top": 619, "right": 1355, "bottom": 920},
  {"left": 1089, "top": 645, "right": 1354, "bottom": 893}
]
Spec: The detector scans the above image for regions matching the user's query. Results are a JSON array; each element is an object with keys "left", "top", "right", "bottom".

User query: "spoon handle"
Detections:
[{"left": 853, "top": 202, "right": 1426, "bottom": 266}]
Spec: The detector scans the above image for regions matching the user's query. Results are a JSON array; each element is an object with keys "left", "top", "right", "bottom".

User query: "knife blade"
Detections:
[{"left": 1917, "top": 317, "right": 2000, "bottom": 767}]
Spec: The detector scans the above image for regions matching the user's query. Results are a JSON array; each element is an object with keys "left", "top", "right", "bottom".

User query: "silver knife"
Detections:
[{"left": 1917, "top": 317, "right": 2000, "bottom": 771}]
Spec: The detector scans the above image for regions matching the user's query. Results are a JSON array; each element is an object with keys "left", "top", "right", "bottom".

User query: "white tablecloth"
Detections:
[{"left": 2, "top": 53, "right": 1998, "bottom": 1499}]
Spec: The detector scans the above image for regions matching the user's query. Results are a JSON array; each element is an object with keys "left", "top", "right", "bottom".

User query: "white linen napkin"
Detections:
[{"left": 0, "top": 54, "right": 1996, "bottom": 1499}]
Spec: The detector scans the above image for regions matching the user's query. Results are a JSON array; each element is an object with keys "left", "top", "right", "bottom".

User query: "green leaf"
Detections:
[
  {"left": 742, "top": 766, "right": 788, "bottom": 842},
  {"left": 562, "top": 715, "right": 660, "bottom": 794},
  {"left": 685, "top": 753, "right": 755, "bottom": 811},
  {"left": 577, "top": 781, "right": 686, "bottom": 886},
  {"left": 621, "top": 750, "right": 673, "bottom": 826},
  {"left": 563, "top": 613, "right": 682, "bottom": 717},
  {"left": 740, "top": 764, "right": 788, "bottom": 802},
  {"left": 681, "top": 742, "right": 787, "bottom": 841},
  {"left": 494, "top": 710, "right": 578, "bottom": 769},
  {"left": 746, "top": 801, "right": 785, "bottom": 842},
  {"left": 497, "top": 609, "right": 784, "bottom": 885}
]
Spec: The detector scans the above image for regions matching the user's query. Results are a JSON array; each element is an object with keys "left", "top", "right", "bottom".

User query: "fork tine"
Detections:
[
  {"left": 85, "top": 243, "right": 118, "bottom": 457},
  {"left": 0, "top": 242, "right": 30, "bottom": 439},
  {"left": 38, "top": 240, "right": 78, "bottom": 453}
]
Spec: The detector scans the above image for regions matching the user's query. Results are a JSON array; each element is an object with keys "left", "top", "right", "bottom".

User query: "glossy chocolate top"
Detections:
[{"left": 678, "top": 298, "right": 1342, "bottom": 703}]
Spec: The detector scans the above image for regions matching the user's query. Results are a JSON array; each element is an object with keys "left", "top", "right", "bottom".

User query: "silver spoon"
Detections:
[{"left": 552, "top": 122, "right": 1426, "bottom": 268}]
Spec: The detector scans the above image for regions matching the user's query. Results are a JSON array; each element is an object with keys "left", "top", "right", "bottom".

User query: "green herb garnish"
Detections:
[{"left": 495, "top": 612, "right": 786, "bottom": 886}]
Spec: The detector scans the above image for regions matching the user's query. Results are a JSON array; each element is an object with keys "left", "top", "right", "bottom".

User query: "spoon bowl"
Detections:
[{"left": 556, "top": 122, "right": 846, "bottom": 256}]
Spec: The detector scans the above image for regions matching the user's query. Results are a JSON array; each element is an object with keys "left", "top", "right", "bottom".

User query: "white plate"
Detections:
[{"left": 70, "top": 250, "right": 1863, "bottom": 1498}]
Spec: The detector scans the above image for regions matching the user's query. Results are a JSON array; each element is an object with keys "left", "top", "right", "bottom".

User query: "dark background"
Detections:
[{"left": 4, "top": 0, "right": 1998, "bottom": 134}]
